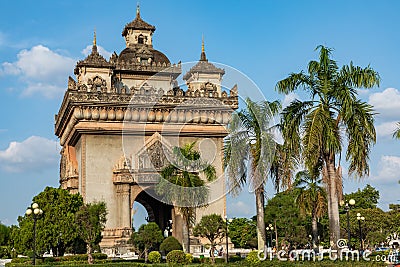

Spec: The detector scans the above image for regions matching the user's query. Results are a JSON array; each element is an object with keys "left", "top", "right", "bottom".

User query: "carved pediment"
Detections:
[
  {"left": 139, "top": 140, "right": 167, "bottom": 170},
  {"left": 136, "top": 132, "right": 173, "bottom": 171}
]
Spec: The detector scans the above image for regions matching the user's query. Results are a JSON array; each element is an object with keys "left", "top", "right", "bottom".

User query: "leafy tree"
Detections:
[
  {"left": 156, "top": 142, "right": 216, "bottom": 253},
  {"left": 0, "top": 223, "right": 10, "bottom": 246},
  {"left": 344, "top": 184, "right": 379, "bottom": 209},
  {"left": 228, "top": 218, "right": 257, "bottom": 249},
  {"left": 130, "top": 222, "right": 163, "bottom": 262},
  {"left": 293, "top": 170, "right": 326, "bottom": 250},
  {"left": 11, "top": 187, "right": 83, "bottom": 256},
  {"left": 34, "top": 187, "right": 83, "bottom": 256},
  {"left": 340, "top": 208, "right": 390, "bottom": 249},
  {"left": 276, "top": 45, "right": 380, "bottom": 248},
  {"left": 264, "top": 190, "right": 312, "bottom": 247},
  {"left": 75, "top": 202, "right": 107, "bottom": 264},
  {"left": 225, "top": 98, "right": 282, "bottom": 250},
  {"left": 193, "top": 214, "right": 226, "bottom": 264},
  {"left": 160, "top": 236, "right": 182, "bottom": 255}
]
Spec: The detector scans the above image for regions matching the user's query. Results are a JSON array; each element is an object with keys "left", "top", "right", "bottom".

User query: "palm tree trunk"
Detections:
[
  {"left": 311, "top": 212, "right": 318, "bottom": 251},
  {"left": 186, "top": 221, "right": 190, "bottom": 254},
  {"left": 255, "top": 186, "right": 266, "bottom": 251},
  {"left": 326, "top": 157, "right": 340, "bottom": 249}
]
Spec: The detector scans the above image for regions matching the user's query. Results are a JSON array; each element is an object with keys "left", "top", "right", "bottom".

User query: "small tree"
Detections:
[
  {"left": 75, "top": 202, "right": 107, "bottom": 264},
  {"left": 131, "top": 222, "right": 163, "bottom": 262},
  {"left": 193, "top": 214, "right": 226, "bottom": 263},
  {"left": 228, "top": 218, "right": 257, "bottom": 249}
]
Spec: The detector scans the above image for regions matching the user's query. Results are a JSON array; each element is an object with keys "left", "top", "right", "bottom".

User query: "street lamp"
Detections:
[
  {"left": 340, "top": 199, "right": 355, "bottom": 249},
  {"left": 26, "top": 203, "right": 43, "bottom": 265},
  {"left": 266, "top": 224, "right": 274, "bottom": 249},
  {"left": 164, "top": 219, "right": 173, "bottom": 238},
  {"left": 225, "top": 216, "right": 232, "bottom": 263},
  {"left": 356, "top": 213, "right": 365, "bottom": 251}
]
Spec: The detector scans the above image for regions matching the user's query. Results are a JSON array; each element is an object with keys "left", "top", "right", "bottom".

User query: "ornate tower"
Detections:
[{"left": 55, "top": 8, "right": 238, "bottom": 253}]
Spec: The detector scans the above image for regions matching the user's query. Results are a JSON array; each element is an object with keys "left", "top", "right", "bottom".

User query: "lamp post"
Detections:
[
  {"left": 164, "top": 219, "right": 173, "bottom": 237},
  {"left": 340, "top": 199, "right": 355, "bottom": 249},
  {"left": 26, "top": 203, "right": 43, "bottom": 265},
  {"left": 266, "top": 224, "right": 274, "bottom": 249},
  {"left": 356, "top": 213, "right": 365, "bottom": 251},
  {"left": 225, "top": 216, "right": 232, "bottom": 263}
]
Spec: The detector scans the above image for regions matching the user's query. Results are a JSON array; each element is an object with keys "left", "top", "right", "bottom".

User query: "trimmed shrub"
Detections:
[
  {"left": 166, "top": 250, "right": 186, "bottom": 264},
  {"left": 185, "top": 253, "right": 193, "bottom": 264},
  {"left": 148, "top": 251, "right": 161, "bottom": 264},
  {"left": 160, "top": 236, "right": 182, "bottom": 254},
  {"left": 245, "top": 250, "right": 261, "bottom": 264}
]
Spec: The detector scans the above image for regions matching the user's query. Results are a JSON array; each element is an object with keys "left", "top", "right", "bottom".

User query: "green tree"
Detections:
[
  {"left": 156, "top": 142, "right": 216, "bottom": 253},
  {"left": 264, "top": 190, "right": 312, "bottom": 247},
  {"left": 131, "top": 222, "right": 163, "bottom": 263},
  {"left": 11, "top": 187, "right": 83, "bottom": 256},
  {"left": 340, "top": 208, "right": 390, "bottom": 249},
  {"left": 225, "top": 98, "right": 282, "bottom": 250},
  {"left": 34, "top": 187, "right": 83, "bottom": 256},
  {"left": 160, "top": 236, "right": 182, "bottom": 255},
  {"left": 276, "top": 45, "right": 380, "bottom": 247},
  {"left": 228, "top": 218, "right": 257, "bottom": 249},
  {"left": 75, "top": 202, "right": 107, "bottom": 264},
  {"left": 344, "top": 184, "right": 379, "bottom": 209},
  {"left": 193, "top": 214, "right": 226, "bottom": 264},
  {"left": 0, "top": 223, "right": 10, "bottom": 246},
  {"left": 293, "top": 170, "right": 327, "bottom": 250}
]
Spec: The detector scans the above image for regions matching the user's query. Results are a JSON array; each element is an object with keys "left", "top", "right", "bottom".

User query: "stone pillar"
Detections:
[{"left": 121, "top": 184, "right": 131, "bottom": 228}]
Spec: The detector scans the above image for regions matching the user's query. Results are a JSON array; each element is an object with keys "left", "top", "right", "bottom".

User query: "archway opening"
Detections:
[
  {"left": 132, "top": 202, "right": 148, "bottom": 230},
  {"left": 132, "top": 190, "right": 174, "bottom": 234}
]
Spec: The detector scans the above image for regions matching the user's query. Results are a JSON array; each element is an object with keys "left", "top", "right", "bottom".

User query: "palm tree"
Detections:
[
  {"left": 276, "top": 45, "right": 380, "bottom": 248},
  {"left": 224, "top": 98, "right": 282, "bottom": 250},
  {"left": 155, "top": 142, "right": 216, "bottom": 253},
  {"left": 293, "top": 170, "right": 326, "bottom": 251}
]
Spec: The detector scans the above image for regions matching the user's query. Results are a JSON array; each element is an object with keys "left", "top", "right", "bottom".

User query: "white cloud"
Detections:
[
  {"left": 0, "top": 136, "right": 60, "bottom": 173},
  {"left": 370, "top": 155, "right": 400, "bottom": 184},
  {"left": 282, "top": 92, "right": 300, "bottom": 108},
  {"left": 376, "top": 121, "right": 398, "bottom": 138},
  {"left": 0, "top": 45, "right": 75, "bottom": 98},
  {"left": 228, "top": 200, "right": 253, "bottom": 216},
  {"left": 22, "top": 83, "right": 64, "bottom": 98},
  {"left": 368, "top": 88, "right": 400, "bottom": 119},
  {"left": 82, "top": 45, "right": 112, "bottom": 60}
]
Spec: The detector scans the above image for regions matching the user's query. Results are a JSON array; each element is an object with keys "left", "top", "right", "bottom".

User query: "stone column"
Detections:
[{"left": 121, "top": 184, "right": 131, "bottom": 228}]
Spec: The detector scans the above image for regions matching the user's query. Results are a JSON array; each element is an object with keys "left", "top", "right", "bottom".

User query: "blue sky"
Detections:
[{"left": 1, "top": 0, "right": 400, "bottom": 225}]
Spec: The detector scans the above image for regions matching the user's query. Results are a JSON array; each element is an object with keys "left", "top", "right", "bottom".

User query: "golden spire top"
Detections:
[
  {"left": 93, "top": 28, "right": 97, "bottom": 46},
  {"left": 200, "top": 35, "right": 207, "bottom": 61},
  {"left": 201, "top": 34, "right": 205, "bottom": 53},
  {"left": 136, "top": 2, "right": 140, "bottom": 17}
]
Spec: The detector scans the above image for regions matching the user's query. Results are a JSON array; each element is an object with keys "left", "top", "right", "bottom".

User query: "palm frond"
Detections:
[
  {"left": 394, "top": 122, "right": 400, "bottom": 139},
  {"left": 344, "top": 100, "right": 376, "bottom": 178}
]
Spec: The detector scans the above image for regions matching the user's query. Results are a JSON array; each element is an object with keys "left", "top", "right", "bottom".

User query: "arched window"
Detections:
[{"left": 138, "top": 34, "right": 144, "bottom": 44}]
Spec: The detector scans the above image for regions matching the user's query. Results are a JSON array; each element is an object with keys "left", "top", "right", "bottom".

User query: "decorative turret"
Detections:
[
  {"left": 73, "top": 30, "right": 114, "bottom": 92},
  {"left": 74, "top": 30, "right": 113, "bottom": 75},
  {"left": 183, "top": 37, "right": 225, "bottom": 94},
  {"left": 122, "top": 4, "right": 155, "bottom": 47}
]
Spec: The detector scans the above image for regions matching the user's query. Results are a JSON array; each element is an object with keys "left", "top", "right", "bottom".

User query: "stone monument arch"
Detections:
[{"left": 55, "top": 6, "right": 238, "bottom": 253}]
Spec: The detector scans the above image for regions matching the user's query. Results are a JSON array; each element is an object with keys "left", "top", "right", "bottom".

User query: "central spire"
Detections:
[
  {"left": 136, "top": 3, "right": 140, "bottom": 18},
  {"left": 93, "top": 28, "right": 97, "bottom": 46},
  {"left": 200, "top": 35, "right": 207, "bottom": 62},
  {"left": 92, "top": 28, "right": 98, "bottom": 54}
]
